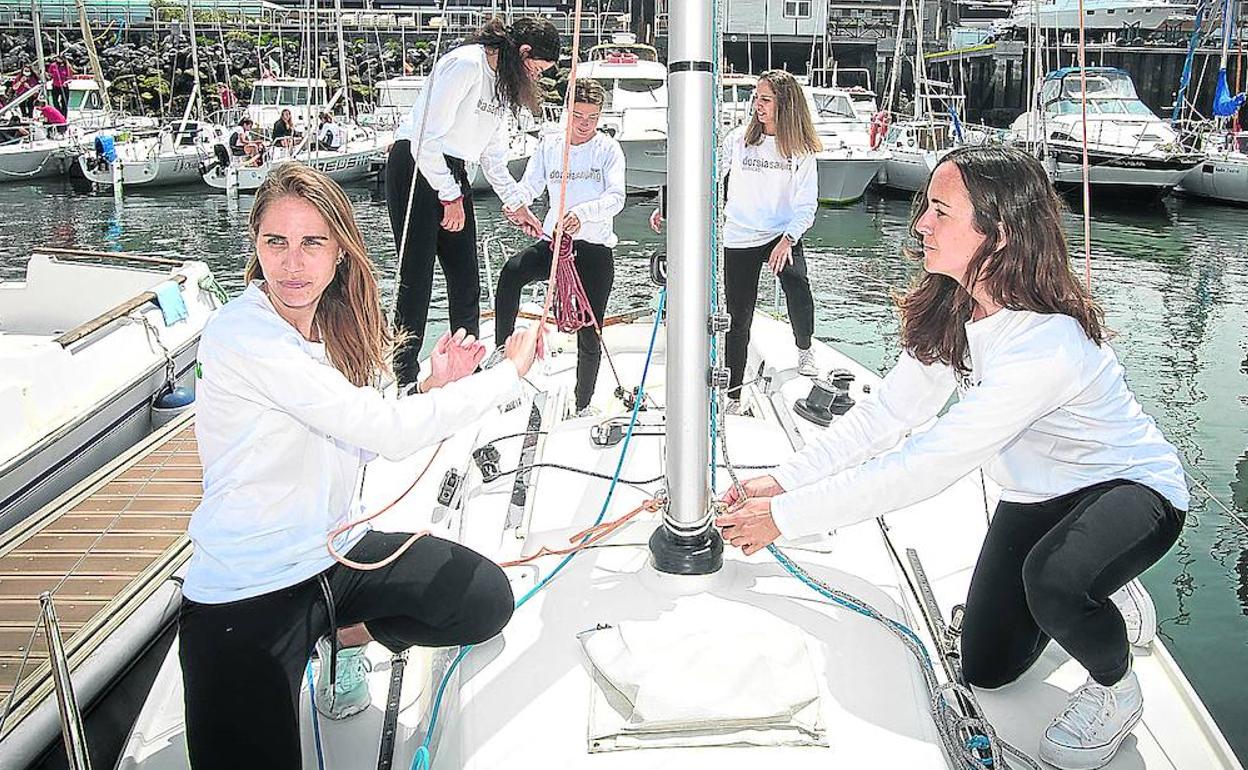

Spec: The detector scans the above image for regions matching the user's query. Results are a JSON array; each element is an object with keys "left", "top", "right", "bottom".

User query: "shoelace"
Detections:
[
  {"left": 1053, "top": 682, "right": 1117, "bottom": 740},
  {"left": 334, "top": 650, "right": 372, "bottom": 695}
]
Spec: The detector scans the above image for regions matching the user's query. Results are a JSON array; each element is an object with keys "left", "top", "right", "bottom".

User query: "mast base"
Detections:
[{"left": 648, "top": 523, "right": 723, "bottom": 575}]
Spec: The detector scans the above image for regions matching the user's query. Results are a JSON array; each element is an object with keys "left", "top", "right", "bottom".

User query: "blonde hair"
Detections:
[
  {"left": 245, "top": 163, "right": 393, "bottom": 387},
  {"left": 744, "top": 70, "right": 822, "bottom": 159}
]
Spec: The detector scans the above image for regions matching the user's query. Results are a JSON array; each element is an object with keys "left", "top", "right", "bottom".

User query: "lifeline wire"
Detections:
[{"left": 410, "top": 289, "right": 667, "bottom": 770}]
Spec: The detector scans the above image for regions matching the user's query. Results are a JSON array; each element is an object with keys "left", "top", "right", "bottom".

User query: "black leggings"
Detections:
[
  {"left": 179, "top": 532, "right": 514, "bottom": 770},
  {"left": 723, "top": 235, "right": 815, "bottom": 393},
  {"left": 51, "top": 85, "right": 69, "bottom": 116},
  {"left": 494, "top": 239, "right": 614, "bottom": 410},
  {"left": 387, "top": 139, "right": 479, "bottom": 387},
  {"left": 961, "top": 479, "right": 1184, "bottom": 689}
]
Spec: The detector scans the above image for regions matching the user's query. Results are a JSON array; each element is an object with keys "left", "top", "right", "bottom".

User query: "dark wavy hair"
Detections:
[
  {"left": 897, "top": 144, "right": 1105, "bottom": 374},
  {"left": 469, "top": 16, "right": 560, "bottom": 116}
]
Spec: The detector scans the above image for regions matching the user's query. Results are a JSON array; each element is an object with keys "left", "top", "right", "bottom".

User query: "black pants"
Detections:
[
  {"left": 494, "top": 239, "right": 614, "bottom": 410},
  {"left": 50, "top": 85, "right": 68, "bottom": 116},
  {"left": 179, "top": 532, "right": 514, "bottom": 770},
  {"left": 387, "top": 139, "right": 479, "bottom": 387},
  {"left": 961, "top": 479, "right": 1184, "bottom": 689},
  {"left": 723, "top": 235, "right": 815, "bottom": 393}
]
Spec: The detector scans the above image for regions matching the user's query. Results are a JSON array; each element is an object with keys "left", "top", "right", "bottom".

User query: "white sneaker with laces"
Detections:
[
  {"left": 796, "top": 347, "right": 818, "bottom": 377},
  {"left": 481, "top": 345, "right": 507, "bottom": 371},
  {"left": 313, "top": 637, "right": 373, "bottom": 720},
  {"left": 1039, "top": 669, "right": 1143, "bottom": 770},
  {"left": 1110, "top": 578, "right": 1156, "bottom": 647}
]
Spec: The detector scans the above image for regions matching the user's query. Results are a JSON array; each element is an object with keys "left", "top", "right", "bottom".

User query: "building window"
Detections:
[{"left": 784, "top": 0, "right": 813, "bottom": 19}]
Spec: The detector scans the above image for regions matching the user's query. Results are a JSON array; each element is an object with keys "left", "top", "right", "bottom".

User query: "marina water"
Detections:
[{"left": 1, "top": 180, "right": 1245, "bottom": 762}]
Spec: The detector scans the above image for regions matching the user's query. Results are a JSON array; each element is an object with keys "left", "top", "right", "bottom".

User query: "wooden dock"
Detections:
[{"left": 0, "top": 413, "right": 200, "bottom": 737}]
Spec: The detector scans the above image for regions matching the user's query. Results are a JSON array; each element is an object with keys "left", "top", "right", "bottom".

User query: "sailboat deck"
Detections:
[{"left": 0, "top": 415, "right": 199, "bottom": 731}]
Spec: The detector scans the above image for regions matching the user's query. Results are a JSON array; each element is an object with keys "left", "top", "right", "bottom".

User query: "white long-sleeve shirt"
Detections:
[
  {"left": 721, "top": 126, "right": 818, "bottom": 249},
  {"left": 394, "top": 44, "right": 523, "bottom": 207},
  {"left": 184, "top": 283, "right": 521, "bottom": 603},
  {"left": 770, "top": 309, "right": 1189, "bottom": 540},
  {"left": 514, "top": 130, "right": 626, "bottom": 247}
]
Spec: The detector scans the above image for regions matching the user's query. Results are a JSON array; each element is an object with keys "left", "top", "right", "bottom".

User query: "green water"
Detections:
[{"left": 2, "top": 180, "right": 1245, "bottom": 761}]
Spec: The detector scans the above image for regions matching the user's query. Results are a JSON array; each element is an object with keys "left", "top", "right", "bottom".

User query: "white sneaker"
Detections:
[
  {"left": 574, "top": 404, "right": 600, "bottom": 418},
  {"left": 314, "top": 637, "right": 372, "bottom": 720},
  {"left": 724, "top": 399, "right": 743, "bottom": 416},
  {"left": 1110, "top": 579, "right": 1156, "bottom": 647},
  {"left": 481, "top": 345, "right": 507, "bottom": 370},
  {"left": 796, "top": 347, "right": 818, "bottom": 377},
  {"left": 1039, "top": 669, "right": 1143, "bottom": 770}
]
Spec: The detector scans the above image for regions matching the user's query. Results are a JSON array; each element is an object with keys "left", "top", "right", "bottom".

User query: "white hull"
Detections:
[
  {"left": 0, "top": 254, "right": 218, "bottom": 532},
  {"left": 620, "top": 136, "right": 667, "bottom": 193},
  {"left": 78, "top": 126, "right": 227, "bottom": 188},
  {"left": 1177, "top": 153, "right": 1248, "bottom": 204},
  {"left": 1005, "top": 2, "right": 1180, "bottom": 30},
  {"left": 815, "top": 152, "right": 888, "bottom": 203},
  {"left": 203, "top": 142, "right": 384, "bottom": 192},
  {"left": 117, "top": 311, "right": 1243, "bottom": 770},
  {"left": 877, "top": 148, "right": 944, "bottom": 192},
  {"left": 0, "top": 138, "right": 80, "bottom": 181}
]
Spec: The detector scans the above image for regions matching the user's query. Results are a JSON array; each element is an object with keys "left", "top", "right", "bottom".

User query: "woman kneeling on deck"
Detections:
[
  {"left": 493, "top": 77, "right": 626, "bottom": 417},
  {"left": 179, "top": 163, "right": 544, "bottom": 769},
  {"left": 716, "top": 145, "right": 1187, "bottom": 770}
]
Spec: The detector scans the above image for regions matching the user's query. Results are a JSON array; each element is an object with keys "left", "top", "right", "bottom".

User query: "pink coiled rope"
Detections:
[{"left": 550, "top": 234, "right": 596, "bottom": 333}]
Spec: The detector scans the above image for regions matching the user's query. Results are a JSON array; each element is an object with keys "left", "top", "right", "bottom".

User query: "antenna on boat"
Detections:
[{"left": 647, "top": 0, "right": 724, "bottom": 576}]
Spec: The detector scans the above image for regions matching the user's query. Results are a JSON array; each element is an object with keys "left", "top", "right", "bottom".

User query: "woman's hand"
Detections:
[
  {"left": 441, "top": 198, "right": 466, "bottom": 232},
  {"left": 768, "top": 236, "right": 794, "bottom": 275},
  {"left": 505, "top": 205, "right": 544, "bottom": 238},
  {"left": 719, "top": 474, "right": 785, "bottom": 508},
  {"left": 425, "top": 329, "right": 485, "bottom": 388},
  {"left": 648, "top": 208, "right": 664, "bottom": 234},
  {"left": 560, "top": 212, "right": 582, "bottom": 237},
  {"left": 504, "top": 322, "right": 546, "bottom": 378},
  {"left": 714, "top": 497, "right": 781, "bottom": 556}
]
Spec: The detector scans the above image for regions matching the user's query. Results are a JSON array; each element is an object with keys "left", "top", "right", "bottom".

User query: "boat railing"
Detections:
[{"left": 38, "top": 593, "right": 90, "bottom": 770}]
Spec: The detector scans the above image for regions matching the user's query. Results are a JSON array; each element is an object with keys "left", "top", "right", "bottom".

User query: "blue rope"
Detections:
[
  {"left": 305, "top": 662, "right": 327, "bottom": 770},
  {"left": 411, "top": 291, "right": 667, "bottom": 770}
]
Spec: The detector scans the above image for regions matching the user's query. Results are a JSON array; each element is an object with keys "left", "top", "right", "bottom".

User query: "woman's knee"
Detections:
[
  {"left": 462, "top": 558, "right": 515, "bottom": 644},
  {"left": 1022, "top": 550, "right": 1084, "bottom": 633}
]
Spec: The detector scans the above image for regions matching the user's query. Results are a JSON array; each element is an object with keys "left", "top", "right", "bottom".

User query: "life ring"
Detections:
[{"left": 868, "top": 111, "right": 890, "bottom": 150}]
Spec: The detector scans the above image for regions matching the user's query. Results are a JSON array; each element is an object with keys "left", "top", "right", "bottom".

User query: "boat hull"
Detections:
[
  {"left": 876, "top": 149, "right": 942, "bottom": 193},
  {"left": 0, "top": 341, "right": 199, "bottom": 533},
  {"left": 79, "top": 148, "right": 209, "bottom": 188},
  {"left": 1046, "top": 146, "right": 1201, "bottom": 193},
  {"left": 816, "top": 154, "right": 887, "bottom": 204},
  {"left": 0, "top": 141, "right": 80, "bottom": 182},
  {"left": 203, "top": 147, "right": 382, "bottom": 192},
  {"left": 1177, "top": 156, "right": 1248, "bottom": 204}
]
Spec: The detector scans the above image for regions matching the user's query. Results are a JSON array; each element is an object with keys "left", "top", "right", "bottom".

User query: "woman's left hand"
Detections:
[
  {"left": 560, "top": 212, "right": 581, "bottom": 237},
  {"left": 427, "top": 329, "right": 485, "bottom": 388},
  {"left": 714, "top": 497, "right": 781, "bottom": 556},
  {"left": 768, "top": 237, "right": 794, "bottom": 275}
]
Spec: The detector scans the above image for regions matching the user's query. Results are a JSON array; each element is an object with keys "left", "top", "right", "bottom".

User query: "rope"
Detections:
[
  {"left": 410, "top": 289, "right": 665, "bottom": 770},
  {"left": 1185, "top": 469, "right": 1248, "bottom": 535},
  {"left": 549, "top": 235, "right": 596, "bottom": 333}
]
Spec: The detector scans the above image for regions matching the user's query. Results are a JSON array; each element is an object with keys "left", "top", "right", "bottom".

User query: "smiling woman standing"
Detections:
[
  {"left": 716, "top": 145, "right": 1188, "bottom": 770},
  {"left": 387, "top": 16, "right": 560, "bottom": 392},
  {"left": 180, "top": 163, "right": 544, "bottom": 769}
]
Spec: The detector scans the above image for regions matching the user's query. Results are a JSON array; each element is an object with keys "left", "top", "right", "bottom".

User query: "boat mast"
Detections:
[
  {"left": 31, "top": 0, "right": 47, "bottom": 100},
  {"left": 334, "top": 0, "right": 350, "bottom": 121},
  {"left": 74, "top": 0, "right": 111, "bottom": 113},
  {"left": 648, "top": 0, "right": 723, "bottom": 575},
  {"left": 177, "top": 0, "right": 202, "bottom": 132}
]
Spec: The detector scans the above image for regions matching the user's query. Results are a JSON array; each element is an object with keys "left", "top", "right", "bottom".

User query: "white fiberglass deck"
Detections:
[{"left": 119, "top": 313, "right": 1242, "bottom": 770}]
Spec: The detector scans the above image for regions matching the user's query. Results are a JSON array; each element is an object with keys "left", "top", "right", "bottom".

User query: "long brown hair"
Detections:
[
  {"left": 744, "top": 70, "right": 822, "bottom": 158},
  {"left": 244, "top": 163, "right": 392, "bottom": 387},
  {"left": 897, "top": 144, "right": 1105, "bottom": 374},
  {"left": 469, "top": 16, "right": 560, "bottom": 116}
]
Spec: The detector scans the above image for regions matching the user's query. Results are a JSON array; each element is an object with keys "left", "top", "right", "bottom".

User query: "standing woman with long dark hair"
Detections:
[
  {"left": 717, "top": 145, "right": 1188, "bottom": 770},
  {"left": 651, "top": 69, "right": 822, "bottom": 412},
  {"left": 387, "top": 16, "right": 560, "bottom": 391}
]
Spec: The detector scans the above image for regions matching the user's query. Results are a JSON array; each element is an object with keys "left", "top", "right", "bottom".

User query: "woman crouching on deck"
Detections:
[
  {"left": 716, "top": 145, "right": 1187, "bottom": 770},
  {"left": 179, "top": 163, "right": 543, "bottom": 769}
]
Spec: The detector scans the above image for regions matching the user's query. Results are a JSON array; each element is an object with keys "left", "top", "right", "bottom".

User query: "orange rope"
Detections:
[
  {"left": 540, "top": 0, "right": 587, "bottom": 329},
  {"left": 498, "top": 498, "right": 662, "bottom": 567},
  {"left": 324, "top": 439, "right": 445, "bottom": 570}
]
